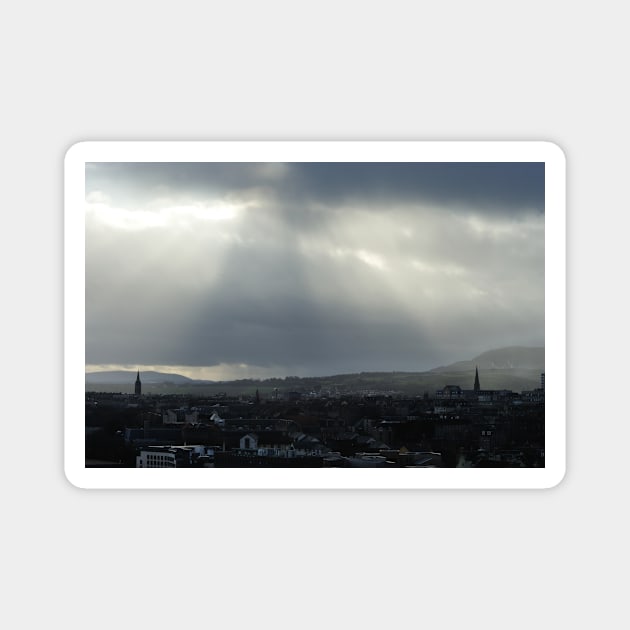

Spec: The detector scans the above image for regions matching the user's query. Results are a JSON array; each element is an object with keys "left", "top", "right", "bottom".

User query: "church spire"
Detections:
[
  {"left": 474, "top": 365, "right": 480, "bottom": 392},
  {"left": 135, "top": 370, "right": 142, "bottom": 396}
]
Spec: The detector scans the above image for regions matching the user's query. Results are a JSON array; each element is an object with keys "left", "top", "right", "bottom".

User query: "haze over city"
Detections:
[{"left": 86, "top": 162, "right": 544, "bottom": 381}]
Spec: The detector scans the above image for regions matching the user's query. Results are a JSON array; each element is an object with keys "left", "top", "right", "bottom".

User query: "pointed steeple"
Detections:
[
  {"left": 135, "top": 370, "right": 142, "bottom": 396},
  {"left": 474, "top": 366, "right": 480, "bottom": 392}
]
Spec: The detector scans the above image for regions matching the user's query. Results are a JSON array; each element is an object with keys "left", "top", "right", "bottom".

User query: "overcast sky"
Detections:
[{"left": 85, "top": 162, "right": 544, "bottom": 380}]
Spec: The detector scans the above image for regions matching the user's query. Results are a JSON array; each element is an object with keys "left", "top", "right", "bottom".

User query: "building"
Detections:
[
  {"left": 136, "top": 445, "right": 215, "bottom": 467},
  {"left": 162, "top": 408, "right": 199, "bottom": 424},
  {"left": 435, "top": 385, "right": 464, "bottom": 400},
  {"left": 135, "top": 370, "right": 142, "bottom": 396}
]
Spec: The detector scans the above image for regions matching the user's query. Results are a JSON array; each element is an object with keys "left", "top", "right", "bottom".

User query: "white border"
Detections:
[{"left": 65, "top": 141, "right": 565, "bottom": 489}]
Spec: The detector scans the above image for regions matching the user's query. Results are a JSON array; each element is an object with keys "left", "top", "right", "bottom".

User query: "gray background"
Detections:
[{"left": 3, "top": 1, "right": 626, "bottom": 628}]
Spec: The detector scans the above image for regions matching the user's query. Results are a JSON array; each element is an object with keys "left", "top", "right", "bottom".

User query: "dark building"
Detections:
[
  {"left": 474, "top": 366, "right": 480, "bottom": 392},
  {"left": 135, "top": 370, "right": 142, "bottom": 396}
]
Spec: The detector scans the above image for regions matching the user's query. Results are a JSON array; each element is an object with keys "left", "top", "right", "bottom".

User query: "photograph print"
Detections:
[{"left": 80, "top": 148, "right": 550, "bottom": 478}]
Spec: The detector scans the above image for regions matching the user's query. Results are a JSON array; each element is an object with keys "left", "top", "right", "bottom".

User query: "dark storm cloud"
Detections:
[
  {"left": 85, "top": 161, "right": 545, "bottom": 377},
  {"left": 278, "top": 162, "right": 544, "bottom": 213},
  {"left": 87, "top": 162, "right": 544, "bottom": 215}
]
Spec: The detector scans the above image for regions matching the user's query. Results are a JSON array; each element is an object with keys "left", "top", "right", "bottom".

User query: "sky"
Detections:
[{"left": 85, "top": 162, "right": 544, "bottom": 380}]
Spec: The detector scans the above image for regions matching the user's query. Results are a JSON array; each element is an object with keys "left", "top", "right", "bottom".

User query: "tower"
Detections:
[
  {"left": 473, "top": 366, "right": 480, "bottom": 392},
  {"left": 135, "top": 370, "right": 142, "bottom": 396}
]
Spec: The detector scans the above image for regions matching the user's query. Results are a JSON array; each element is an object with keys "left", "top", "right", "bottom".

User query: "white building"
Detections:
[{"left": 136, "top": 445, "right": 214, "bottom": 467}]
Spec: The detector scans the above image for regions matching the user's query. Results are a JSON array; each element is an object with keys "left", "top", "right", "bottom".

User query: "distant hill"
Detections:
[
  {"left": 85, "top": 370, "right": 202, "bottom": 385},
  {"left": 431, "top": 346, "right": 544, "bottom": 373},
  {"left": 85, "top": 346, "right": 545, "bottom": 395}
]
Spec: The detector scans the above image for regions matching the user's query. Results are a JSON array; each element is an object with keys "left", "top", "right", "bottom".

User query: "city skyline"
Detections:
[{"left": 86, "top": 161, "right": 544, "bottom": 381}]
